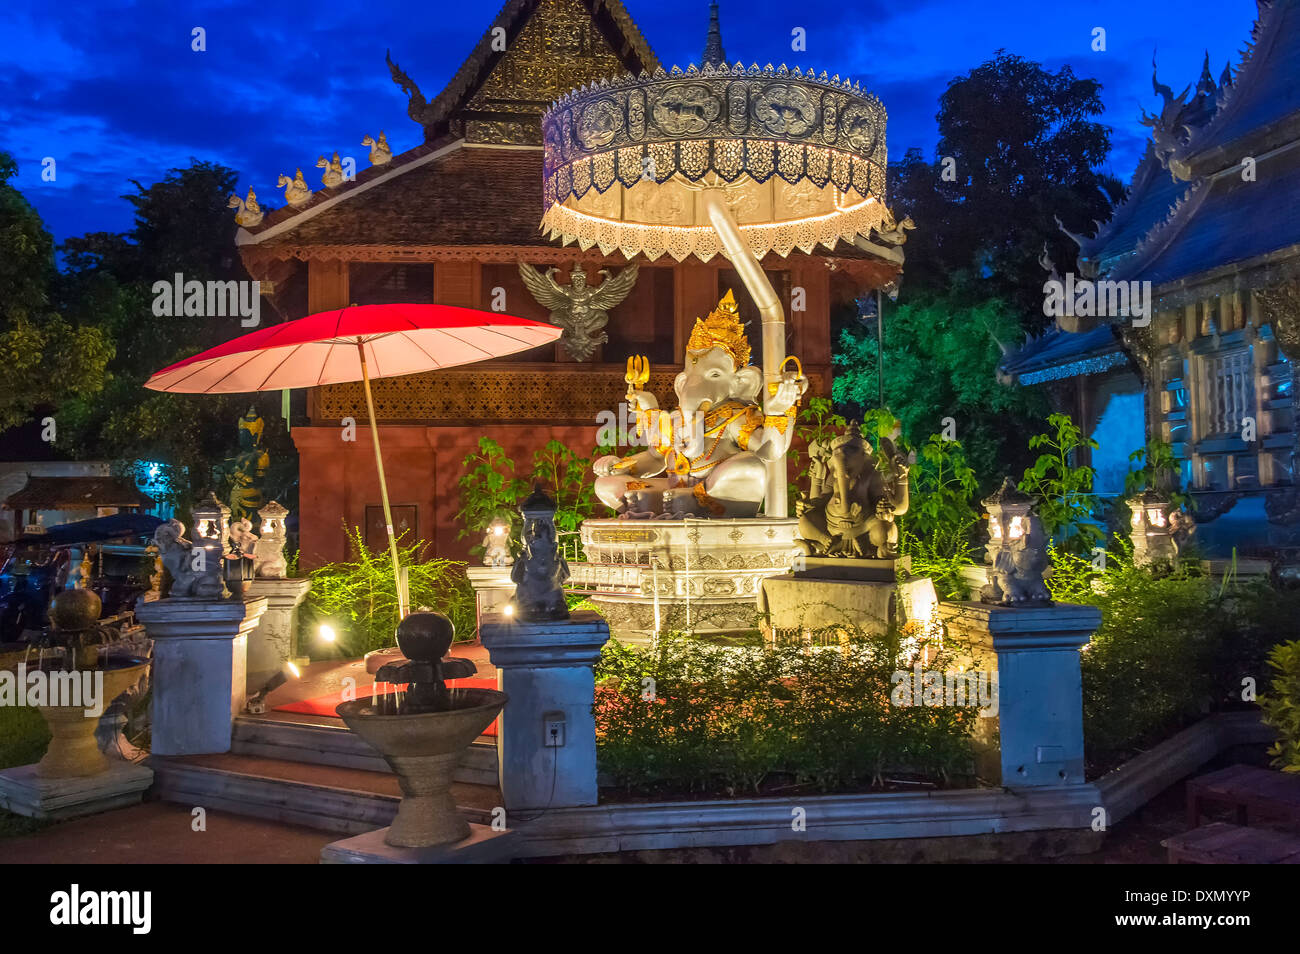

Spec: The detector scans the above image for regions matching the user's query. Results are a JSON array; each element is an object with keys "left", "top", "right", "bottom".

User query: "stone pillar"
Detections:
[
  {"left": 939, "top": 602, "right": 1099, "bottom": 787},
  {"left": 244, "top": 577, "right": 311, "bottom": 690},
  {"left": 137, "top": 597, "right": 267, "bottom": 755},
  {"left": 465, "top": 566, "right": 513, "bottom": 641},
  {"left": 479, "top": 610, "right": 610, "bottom": 810}
]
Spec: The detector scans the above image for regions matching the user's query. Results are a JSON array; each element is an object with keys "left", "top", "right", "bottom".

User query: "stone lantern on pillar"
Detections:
[
  {"left": 254, "top": 499, "right": 289, "bottom": 579},
  {"left": 1128, "top": 489, "right": 1177, "bottom": 566},
  {"left": 192, "top": 492, "right": 229, "bottom": 545},
  {"left": 979, "top": 478, "right": 1052, "bottom": 607},
  {"left": 191, "top": 493, "right": 231, "bottom": 599}
]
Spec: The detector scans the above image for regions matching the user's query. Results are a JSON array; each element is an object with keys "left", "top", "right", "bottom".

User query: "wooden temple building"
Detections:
[
  {"left": 235, "top": 0, "right": 904, "bottom": 567},
  {"left": 1000, "top": 0, "right": 1300, "bottom": 554}
]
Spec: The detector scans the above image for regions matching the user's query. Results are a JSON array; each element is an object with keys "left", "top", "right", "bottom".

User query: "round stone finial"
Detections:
[
  {"left": 50, "top": 588, "right": 102, "bottom": 632},
  {"left": 395, "top": 612, "right": 455, "bottom": 663}
]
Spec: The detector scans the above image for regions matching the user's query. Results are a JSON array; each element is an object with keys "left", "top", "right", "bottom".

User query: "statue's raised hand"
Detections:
[
  {"left": 594, "top": 455, "right": 627, "bottom": 477},
  {"left": 764, "top": 375, "right": 808, "bottom": 416}
]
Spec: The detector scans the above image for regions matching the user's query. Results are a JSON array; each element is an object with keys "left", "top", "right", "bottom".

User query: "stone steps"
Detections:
[
  {"left": 230, "top": 715, "right": 499, "bottom": 786},
  {"left": 150, "top": 752, "right": 500, "bottom": 835}
]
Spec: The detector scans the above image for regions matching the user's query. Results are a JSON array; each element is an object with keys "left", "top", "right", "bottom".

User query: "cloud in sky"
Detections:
[{"left": 1, "top": 0, "right": 1262, "bottom": 242}]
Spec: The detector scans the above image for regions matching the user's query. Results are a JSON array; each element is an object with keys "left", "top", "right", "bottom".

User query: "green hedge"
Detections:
[
  {"left": 1046, "top": 551, "right": 1300, "bottom": 773},
  {"left": 594, "top": 631, "right": 981, "bottom": 797}
]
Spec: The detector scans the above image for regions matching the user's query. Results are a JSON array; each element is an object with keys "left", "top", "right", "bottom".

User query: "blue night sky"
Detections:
[{"left": 1, "top": 0, "right": 1263, "bottom": 244}]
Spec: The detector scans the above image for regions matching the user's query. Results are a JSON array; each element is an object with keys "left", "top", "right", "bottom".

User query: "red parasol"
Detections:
[{"left": 146, "top": 303, "right": 561, "bottom": 616}]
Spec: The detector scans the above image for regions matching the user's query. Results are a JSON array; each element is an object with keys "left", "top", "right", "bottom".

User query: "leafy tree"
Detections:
[
  {"left": 0, "top": 153, "right": 113, "bottom": 432},
  {"left": 52, "top": 160, "right": 296, "bottom": 518},
  {"left": 457, "top": 437, "right": 601, "bottom": 558},
  {"left": 899, "top": 51, "right": 1116, "bottom": 320},
  {"left": 832, "top": 293, "right": 1047, "bottom": 481},
  {"left": 456, "top": 438, "right": 528, "bottom": 555},
  {"left": 1018, "top": 412, "right": 1103, "bottom": 553}
]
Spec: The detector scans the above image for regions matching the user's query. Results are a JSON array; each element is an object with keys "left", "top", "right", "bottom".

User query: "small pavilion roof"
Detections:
[{"left": 4, "top": 476, "right": 153, "bottom": 511}]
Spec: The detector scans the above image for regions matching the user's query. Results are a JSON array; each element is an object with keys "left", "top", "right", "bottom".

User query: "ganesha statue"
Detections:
[
  {"left": 796, "top": 427, "right": 910, "bottom": 559},
  {"left": 593, "top": 291, "right": 808, "bottom": 518}
]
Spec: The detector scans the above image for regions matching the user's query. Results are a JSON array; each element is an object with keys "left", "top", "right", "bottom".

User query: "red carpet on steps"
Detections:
[{"left": 273, "top": 678, "right": 500, "bottom": 736}]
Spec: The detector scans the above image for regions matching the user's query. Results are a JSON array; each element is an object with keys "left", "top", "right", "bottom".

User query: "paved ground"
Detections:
[
  {"left": 2, "top": 801, "right": 334, "bottom": 864},
  {"left": 2, "top": 761, "right": 1275, "bottom": 864}
]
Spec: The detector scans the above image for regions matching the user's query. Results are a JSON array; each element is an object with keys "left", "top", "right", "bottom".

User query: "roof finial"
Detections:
[
  {"left": 1197, "top": 49, "right": 1216, "bottom": 94},
  {"left": 1219, "top": 60, "right": 1234, "bottom": 88},
  {"left": 702, "top": 2, "right": 726, "bottom": 68}
]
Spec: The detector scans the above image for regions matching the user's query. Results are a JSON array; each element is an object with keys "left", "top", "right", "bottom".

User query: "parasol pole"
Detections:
[
  {"left": 356, "top": 341, "right": 409, "bottom": 619},
  {"left": 701, "top": 189, "right": 788, "bottom": 518}
]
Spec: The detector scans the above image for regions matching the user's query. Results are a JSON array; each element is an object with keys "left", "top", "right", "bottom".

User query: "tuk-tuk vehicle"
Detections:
[{"left": 0, "top": 513, "right": 162, "bottom": 644}]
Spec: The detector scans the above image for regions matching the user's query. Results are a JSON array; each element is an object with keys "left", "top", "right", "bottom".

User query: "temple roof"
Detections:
[
  {"left": 246, "top": 146, "right": 552, "bottom": 251},
  {"left": 1077, "top": 0, "right": 1300, "bottom": 285},
  {"left": 1109, "top": 146, "right": 1300, "bottom": 288},
  {"left": 241, "top": 0, "right": 658, "bottom": 242},
  {"left": 1003, "top": 0, "right": 1300, "bottom": 386},
  {"left": 1077, "top": 144, "right": 1194, "bottom": 276},
  {"left": 403, "top": 0, "right": 659, "bottom": 143},
  {"left": 999, "top": 323, "right": 1130, "bottom": 386},
  {"left": 1172, "top": 0, "right": 1300, "bottom": 179}
]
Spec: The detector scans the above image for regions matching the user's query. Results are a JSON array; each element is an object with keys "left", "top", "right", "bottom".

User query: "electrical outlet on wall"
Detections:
[{"left": 543, "top": 710, "right": 566, "bottom": 747}]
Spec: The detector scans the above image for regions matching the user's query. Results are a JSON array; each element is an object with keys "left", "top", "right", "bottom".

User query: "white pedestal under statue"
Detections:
[
  {"left": 466, "top": 565, "right": 514, "bottom": 640},
  {"left": 573, "top": 516, "right": 798, "bottom": 639}
]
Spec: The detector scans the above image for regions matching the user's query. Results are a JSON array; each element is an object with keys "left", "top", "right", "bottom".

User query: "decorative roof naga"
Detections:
[
  {"left": 592, "top": 291, "right": 808, "bottom": 519},
  {"left": 386, "top": 50, "right": 439, "bottom": 129},
  {"left": 277, "top": 169, "right": 312, "bottom": 207},
  {"left": 1139, "top": 59, "right": 1193, "bottom": 167},
  {"left": 316, "top": 152, "right": 345, "bottom": 189},
  {"left": 227, "top": 188, "right": 263, "bottom": 228}
]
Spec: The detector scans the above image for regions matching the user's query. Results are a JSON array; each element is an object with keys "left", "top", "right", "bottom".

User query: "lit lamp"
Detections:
[
  {"left": 481, "top": 516, "right": 514, "bottom": 568},
  {"left": 540, "top": 58, "right": 893, "bottom": 516},
  {"left": 191, "top": 493, "right": 231, "bottom": 599},
  {"left": 979, "top": 477, "right": 1051, "bottom": 607},
  {"left": 254, "top": 499, "right": 290, "bottom": 579},
  {"left": 192, "top": 492, "right": 229, "bottom": 545},
  {"left": 1128, "top": 489, "right": 1176, "bottom": 566}
]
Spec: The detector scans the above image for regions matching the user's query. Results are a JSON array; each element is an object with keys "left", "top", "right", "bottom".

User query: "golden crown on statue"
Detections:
[{"left": 687, "top": 290, "right": 751, "bottom": 369}]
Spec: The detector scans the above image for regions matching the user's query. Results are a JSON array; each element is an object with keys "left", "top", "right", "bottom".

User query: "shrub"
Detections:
[
  {"left": 1071, "top": 551, "right": 1300, "bottom": 774},
  {"left": 1260, "top": 640, "right": 1300, "bottom": 773},
  {"left": 594, "top": 630, "right": 981, "bottom": 797},
  {"left": 1019, "top": 412, "right": 1103, "bottom": 553},
  {"left": 305, "top": 526, "right": 475, "bottom": 654},
  {"left": 457, "top": 437, "right": 601, "bottom": 559}
]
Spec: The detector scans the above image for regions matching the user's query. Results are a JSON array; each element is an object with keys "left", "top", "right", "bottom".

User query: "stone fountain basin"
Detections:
[
  {"left": 336, "top": 688, "right": 508, "bottom": 848},
  {"left": 336, "top": 688, "right": 506, "bottom": 754},
  {"left": 36, "top": 655, "right": 149, "bottom": 779}
]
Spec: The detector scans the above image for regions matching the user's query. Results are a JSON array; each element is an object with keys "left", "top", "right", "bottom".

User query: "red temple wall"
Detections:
[{"left": 292, "top": 422, "right": 596, "bottom": 570}]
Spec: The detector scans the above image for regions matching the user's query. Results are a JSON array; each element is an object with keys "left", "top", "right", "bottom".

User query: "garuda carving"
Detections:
[{"left": 518, "top": 263, "right": 639, "bottom": 361}]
